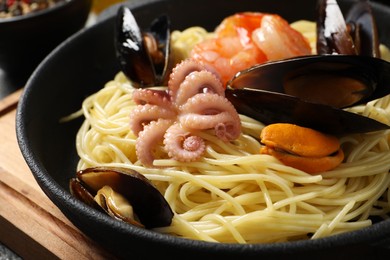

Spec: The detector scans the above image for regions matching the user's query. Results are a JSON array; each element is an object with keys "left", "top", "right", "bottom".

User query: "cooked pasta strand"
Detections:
[{"left": 69, "top": 21, "right": 390, "bottom": 244}]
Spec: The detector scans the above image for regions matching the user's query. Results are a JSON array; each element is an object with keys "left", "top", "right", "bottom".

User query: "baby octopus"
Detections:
[{"left": 129, "top": 59, "right": 242, "bottom": 167}]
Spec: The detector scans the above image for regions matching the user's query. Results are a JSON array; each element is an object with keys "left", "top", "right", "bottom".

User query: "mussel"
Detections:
[
  {"left": 115, "top": 6, "right": 171, "bottom": 87},
  {"left": 345, "top": 0, "right": 380, "bottom": 57},
  {"left": 228, "top": 55, "right": 390, "bottom": 109},
  {"left": 225, "top": 86, "right": 389, "bottom": 135},
  {"left": 317, "top": 0, "right": 380, "bottom": 57},
  {"left": 227, "top": 0, "right": 390, "bottom": 135},
  {"left": 316, "top": 0, "right": 357, "bottom": 55},
  {"left": 69, "top": 166, "right": 174, "bottom": 229}
]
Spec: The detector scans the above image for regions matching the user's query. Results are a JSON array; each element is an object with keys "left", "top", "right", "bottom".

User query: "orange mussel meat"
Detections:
[{"left": 260, "top": 123, "right": 344, "bottom": 174}]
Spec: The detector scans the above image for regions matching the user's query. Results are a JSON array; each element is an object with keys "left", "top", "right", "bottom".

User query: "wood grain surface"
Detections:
[{"left": 0, "top": 89, "right": 114, "bottom": 259}]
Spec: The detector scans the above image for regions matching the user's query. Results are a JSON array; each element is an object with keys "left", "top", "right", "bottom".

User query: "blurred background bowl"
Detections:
[
  {"left": 16, "top": 0, "right": 390, "bottom": 259},
  {"left": 0, "top": 0, "right": 92, "bottom": 87}
]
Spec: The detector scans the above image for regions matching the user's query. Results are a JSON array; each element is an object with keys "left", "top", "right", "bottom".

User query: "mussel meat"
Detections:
[
  {"left": 69, "top": 166, "right": 174, "bottom": 229},
  {"left": 226, "top": 0, "right": 390, "bottom": 135},
  {"left": 115, "top": 6, "right": 171, "bottom": 87}
]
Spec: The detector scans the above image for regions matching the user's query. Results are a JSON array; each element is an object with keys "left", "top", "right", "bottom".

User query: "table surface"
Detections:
[
  {"left": 0, "top": 6, "right": 118, "bottom": 260},
  {"left": 0, "top": 90, "right": 117, "bottom": 259},
  {"left": 0, "top": 1, "right": 141, "bottom": 257}
]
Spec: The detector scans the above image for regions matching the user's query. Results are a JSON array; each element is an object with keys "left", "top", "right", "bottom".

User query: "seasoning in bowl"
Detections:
[{"left": 0, "top": 0, "right": 67, "bottom": 18}]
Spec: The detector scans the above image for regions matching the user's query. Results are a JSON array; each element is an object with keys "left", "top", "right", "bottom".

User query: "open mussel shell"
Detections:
[
  {"left": 227, "top": 55, "right": 390, "bottom": 109},
  {"left": 70, "top": 177, "right": 103, "bottom": 210},
  {"left": 317, "top": 0, "right": 356, "bottom": 55},
  {"left": 115, "top": 6, "right": 171, "bottom": 87},
  {"left": 317, "top": 0, "right": 379, "bottom": 57},
  {"left": 69, "top": 166, "right": 174, "bottom": 229},
  {"left": 148, "top": 13, "right": 171, "bottom": 84},
  {"left": 225, "top": 88, "right": 389, "bottom": 135},
  {"left": 345, "top": 0, "right": 380, "bottom": 57}
]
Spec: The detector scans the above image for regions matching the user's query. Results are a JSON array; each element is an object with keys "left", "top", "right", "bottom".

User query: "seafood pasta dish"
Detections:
[{"left": 67, "top": 0, "right": 390, "bottom": 244}]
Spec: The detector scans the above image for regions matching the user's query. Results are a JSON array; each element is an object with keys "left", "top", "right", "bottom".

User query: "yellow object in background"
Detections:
[{"left": 92, "top": 0, "right": 125, "bottom": 13}]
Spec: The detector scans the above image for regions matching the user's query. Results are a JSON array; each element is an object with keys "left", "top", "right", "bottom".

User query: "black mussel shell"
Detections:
[
  {"left": 227, "top": 55, "right": 390, "bottom": 109},
  {"left": 317, "top": 0, "right": 380, "bottom": 57},
  {"left": 317, "top": 0, "right": 357, "bottom": 55},
  {"left": 69, "top": 177, "right": 103, "bottom": 210},
  {"left": 345, "top": 0, "right": 380, "bottom": 57},
  {"left": 227, "top": 0, "right": 390, "bottom": 136},
  {"left": 225, "top": 88, "right": 389, "bottom": 135},
  {"left": 115, "top": 6, "right": 171, "bottom": 87},
  {"left": 148, "top": 14, "right": 171, "bottom": 85},
  {"left": 70, "top": 166, "right": 174, "bottom": 229}
]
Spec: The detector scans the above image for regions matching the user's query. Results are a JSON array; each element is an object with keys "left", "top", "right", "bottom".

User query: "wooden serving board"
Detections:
[{"left": 0, "top": 89, "right": 115, "bottom": 259}]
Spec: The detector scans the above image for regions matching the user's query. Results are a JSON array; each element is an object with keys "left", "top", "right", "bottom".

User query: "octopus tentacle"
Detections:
[
  {"left": 163, "top": 123, "right": 206, "bottom": 162},
  {"left": 132, "top": 89, "right": 172, "bottom": 108},
  {"left": 129, "top": 104, "right": 176, "bottom": 136},
  {"left": 180, "top": 111, "right": 233, "bottom": 130},
  {"left": 214, "top": 121, "right": 241, "bottom": 142},
  {"left": 179, "top": 93, "right": 241, "bottom": 141},
  {"left": 173, "top": 70, "right": 225, "bottom": 107},
  {"left": 136, "top": 119, "right": 174, "bottom": 167},
  {"left": 167, "top": 59, "right": 206, "bottom": 99}
]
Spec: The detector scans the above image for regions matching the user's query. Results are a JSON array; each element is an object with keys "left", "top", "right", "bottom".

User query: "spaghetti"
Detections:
[{"left": 69, "top": 21, "right": 390, "bottom": 244}]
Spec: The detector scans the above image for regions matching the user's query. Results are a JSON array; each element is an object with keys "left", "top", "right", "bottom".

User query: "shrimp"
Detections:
[
  {"left": 189, "top": 12, "right": 312, "bottom": 86},
  {"left": 252, "top": 14, "right": 312, "bottom": 60},
  {"left": 190, "top": 12, "right": 267, "bottom": 86},
  {"left": 190, "top": 36, "right": 266, "bottom": 86},
  {"left": 215, "top": 12, "right": 265, "bottom": 43}
]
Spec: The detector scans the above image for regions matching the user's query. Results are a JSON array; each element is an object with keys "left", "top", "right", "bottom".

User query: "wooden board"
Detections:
[{"left": 0, "top": 89, "right": 115, "bottom": 259}]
